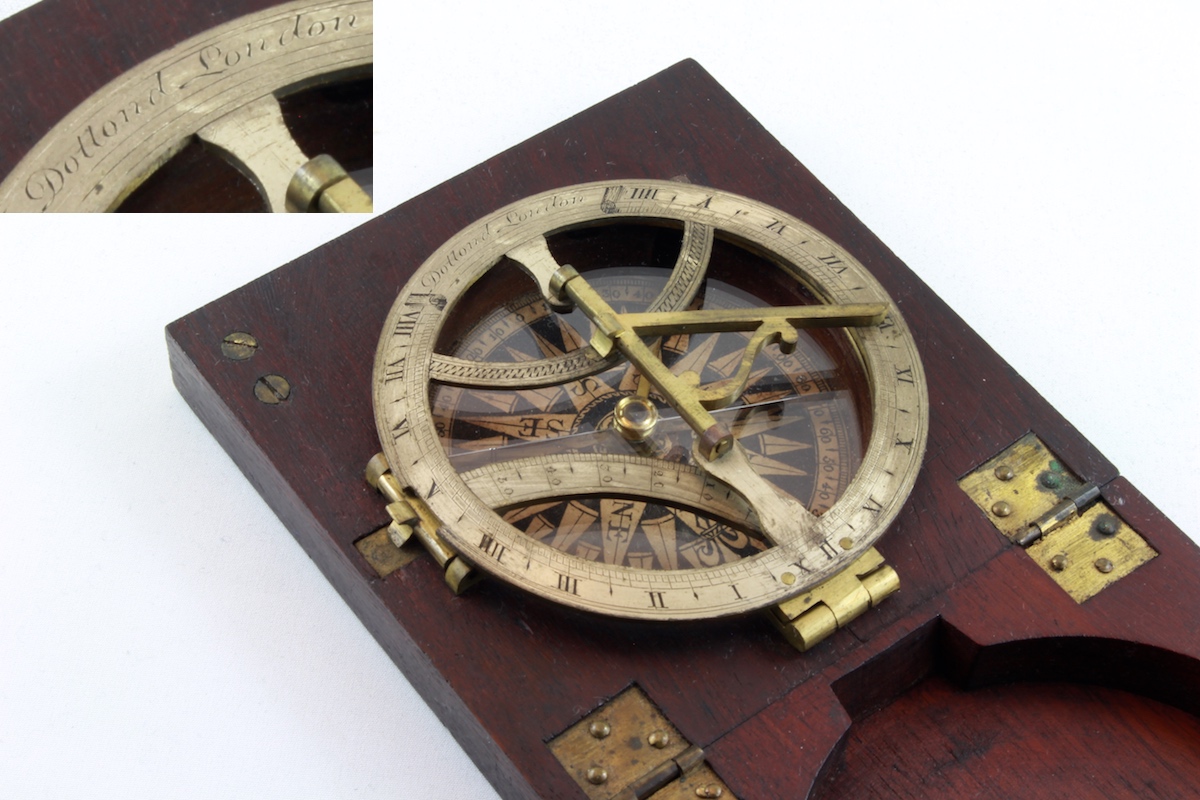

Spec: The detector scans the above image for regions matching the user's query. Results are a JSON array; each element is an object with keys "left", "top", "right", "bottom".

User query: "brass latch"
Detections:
[
  {"left": 767, "top": 547, "right": 900, "bottom": 652},
  {"left": 549, "top": 686, "right": 735, "bottom": 800},
  {"left": 360, "top": 453, "right": 479, "bottom": 593},
  {"left": 959, "top": 433, "right": 1156, "bottom": 602}
]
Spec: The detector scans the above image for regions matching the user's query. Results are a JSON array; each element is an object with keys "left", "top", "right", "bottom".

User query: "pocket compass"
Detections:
[
  {"left": 167, "top": 61, "right": 1199, "bottom": 800},
  {"left": 368, "top": 180, "right": 928, "bottom": 640}
]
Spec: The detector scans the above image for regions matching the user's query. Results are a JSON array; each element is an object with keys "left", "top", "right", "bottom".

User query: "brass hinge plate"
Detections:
[
  {"left": 959, "top": 433, "right": 1156, "bottom": 602},
  {"left": 549, "top": 685, "right": 735, "bottom": 800},
  {"left": 354, "top": 526, "right": 419, "bottom": 578},
  {"left": 768, "top": 547, "right": 900, "bottom": 652}
]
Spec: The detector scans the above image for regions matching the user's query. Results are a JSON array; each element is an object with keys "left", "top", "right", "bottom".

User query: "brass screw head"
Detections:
[
  {"left": 588, "top": 721, "right": 611, "bottom": 740},
  {"left": 991, "top": 501, "right": 1013, "bottom": 518},
  {"left": 648, "top": 730, "right": 671, "bottom": 748},
  {"left": 1049, "top": 553, "right": 1068, "bottom": 572},
  {"left": 993, "top": 464, "right": 1015, "bottom": 481},
  {"left": 254, "top": 374, "right": 291, "bottom": 404},
  {"left": 781, "top": 572, "right": 796, "bottom": 586},
  {"left": 586, "top": 767, "right": 608, "bottom": 785},
  {"left": 1095, "top": 517, "right": 1119, "bottom": 536},
  {"left": 221, "top": 331, "right": 258, "bottom": 360},
  {"left": 839, "top": 537, "right": 854, "bottom": 550},
  {"left": 1094, "top": 558, "right": 1114, "bottom": 574},
  {"left": 696, "top": 786, "right": 725, "bottom": 798},
  {"left": 1039, "top": 472, "right": 1062, "bottom": 490}
]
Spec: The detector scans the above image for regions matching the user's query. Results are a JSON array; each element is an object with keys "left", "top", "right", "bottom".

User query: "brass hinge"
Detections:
[
  {"left": 959, "top": 433, "right": 1156, "bottom": 602},
  {"left": 361, "top": 452, "right": 479, "bottom": 593},
  {"left": 766, "top": 547, "right": 900, "bottom": 652},
  {"left": 549, "top": 686, "right": 735, "bottom": 800}
]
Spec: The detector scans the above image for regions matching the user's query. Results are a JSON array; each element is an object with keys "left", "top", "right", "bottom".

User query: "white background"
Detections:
[{"left": 2, "top": 1, "right": 1197, "bottom": 798}]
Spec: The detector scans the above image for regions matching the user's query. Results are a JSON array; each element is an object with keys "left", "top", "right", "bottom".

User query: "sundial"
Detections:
[{"left": 164, "top": 60, "right": 1200, "bottom": 798}]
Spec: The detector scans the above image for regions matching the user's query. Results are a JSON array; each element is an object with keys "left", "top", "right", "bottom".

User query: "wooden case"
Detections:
[{"left": 166, "top": 61, "right": 1200, "bottom": 798}]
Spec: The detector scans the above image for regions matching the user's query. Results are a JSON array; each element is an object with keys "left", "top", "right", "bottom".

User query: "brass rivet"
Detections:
[
  {"left": 1094, "top": 558, "right": 1114, "bottom": 574},
  {"left": 1040, "top": 472, "right": 1062, "bottom": 490},
  {"left": 254, "top": 374, "right": 291, "bottom": 404},
  {"left": 648, "top": 730, "right": 670, "bottom": 748},
  {"left": 586, "top": 767, "right": 608, "bottom": 785},
  {"left": 993, "top": 464, "right": 1015, "bottom": 481},
  {"left": 991, "top": 501, "right": 1012, "bottom": 518},
  {"left": 1050, "top": 553, "right": 1068, "bottom": 572},
  {"left": 781, "top": 572, "right": 796, "bottom": 585},
  {"left": 839, "top": 537, "right": 854, "bottom": 550},
  {"left": 696, "top": 786, "right": 725, "bottom": 798},
  {"left": 1096, "top": 517, "right": 1119, "bottom": 536},
  {"left": 221, "top": 331, "right": 258, "bottom": 360},
  {"left": 588, "top": 721, "right": 611, "bottom": 739}
]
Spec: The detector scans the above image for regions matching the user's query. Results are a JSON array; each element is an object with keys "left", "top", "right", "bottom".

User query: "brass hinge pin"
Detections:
[
  {"left": 1016, "top": 481, "right": 1100, "bottom": 547},
  {"left": 365, "top": 453, "right": 478, "bottom": 594},
  {"left": 618, "top": 745, "right": 706, "bottom": 800}
]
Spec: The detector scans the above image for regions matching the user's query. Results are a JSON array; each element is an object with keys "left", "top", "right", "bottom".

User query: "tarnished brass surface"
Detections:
[
  {"left": 354, "top": 527, "right": 418, "bottom": 578},
  {"left": 372, "top": 181, "right": 929, "bottom": 622},
  {"left": 959, "top": 433, "right": 1090, "bottom": 542},
  {"left": 1026, "top": 502, "right": 1157, "bottom": 603},
  {"left": 769, "top": 547, "right": 900, "bottom": 651},
  {"left": 960, "top": 432, "right": 1157, "bottom": 601},
  {"left": 0, "top": 0, "right": 372, "bottom": 212},
  {"left": 549, "top": 686, "right": 735, "bottom": 800}
]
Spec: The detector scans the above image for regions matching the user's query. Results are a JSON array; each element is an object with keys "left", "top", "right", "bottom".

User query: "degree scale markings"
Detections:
[{"left": 371, "top": 181, "right": 929, "bottom": 620}]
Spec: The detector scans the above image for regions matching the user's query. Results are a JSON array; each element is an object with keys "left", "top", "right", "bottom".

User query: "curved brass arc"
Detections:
[
  {"left": 458, "top": 452, "right": 756, "bottom": 528},
  {"left": 429, "top": 220, "right": 714, "bottom": 388}
]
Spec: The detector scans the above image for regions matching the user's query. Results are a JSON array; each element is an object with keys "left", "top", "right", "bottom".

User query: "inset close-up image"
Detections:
[{"left": 0, "top": 0, "right": 372, "bottom": 212}]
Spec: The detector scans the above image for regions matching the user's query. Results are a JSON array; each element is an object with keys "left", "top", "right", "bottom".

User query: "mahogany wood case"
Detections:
[{"left": 166, "top": 61, "right": 1200, "bottom": 799}]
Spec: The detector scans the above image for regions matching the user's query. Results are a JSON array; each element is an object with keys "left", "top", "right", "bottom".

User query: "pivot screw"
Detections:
[
  {"left": 254, "top": 374, "right": 291, "bottom": 404},
  {"left": 221, "top": 331, "right": 258, "bottom": 360}
]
